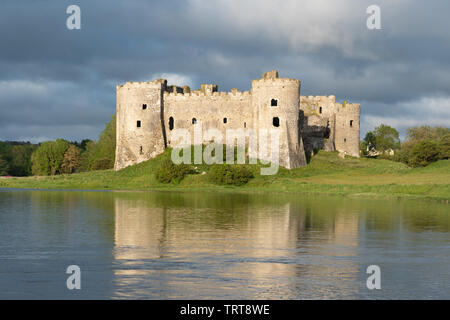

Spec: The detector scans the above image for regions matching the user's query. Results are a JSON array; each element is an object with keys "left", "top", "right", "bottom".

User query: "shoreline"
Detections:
[{"left": 1, "top": 184, "right": 448, "bottom": 203}]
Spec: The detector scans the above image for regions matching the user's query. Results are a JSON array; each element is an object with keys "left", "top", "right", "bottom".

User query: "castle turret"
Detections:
[
  {"left": 115, "top": 80, "right": 167, "bottom": 170},
  {"left": 251, "top": 71, "right": 307, "bottom": 169},
  {"left": 334, "top": 102, "right": 360, "bottom": 157}
]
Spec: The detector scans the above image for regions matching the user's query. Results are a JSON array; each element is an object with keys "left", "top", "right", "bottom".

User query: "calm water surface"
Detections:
[{"left": 0, "top": 189, "right": 448, "bottom": 299}]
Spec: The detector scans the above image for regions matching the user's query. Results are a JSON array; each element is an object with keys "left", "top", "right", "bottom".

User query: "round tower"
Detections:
[
  {"left": 251, "top": 71, "right": 306, "bottom": 169},
  {"left": 115, "top": 79, "right": 167, "bottom": 170}
]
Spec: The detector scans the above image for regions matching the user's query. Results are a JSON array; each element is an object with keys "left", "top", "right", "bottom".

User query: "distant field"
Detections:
[{"left": 1, "top": 151, "right": 449, "bottom": 201}]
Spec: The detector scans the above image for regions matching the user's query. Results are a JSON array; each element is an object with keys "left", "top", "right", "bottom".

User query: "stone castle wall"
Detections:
[{"left": 114, "top": 71, "right": 361, "bottom": 171}]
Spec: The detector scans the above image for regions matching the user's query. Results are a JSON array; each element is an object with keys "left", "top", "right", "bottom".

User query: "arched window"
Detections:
[
  {"left": 142, "top": 104, "right": 147, "bottom": 110},
  {"left": 192, "top": 118, "right": 197, "bottom": 124},
  {"left": 273, "top": 117, "right": 280, "bottom": 127},
  {"left": 350, "top": 120, "right": 353, "bottom": 127},
  {"left": 319, "top": 107, "right": 322, "bottom": 114},
  {"left": 223, "top": 118, "right": 227, "bottom": 124},
  {"left": 271, "top": 99, "right": 278, "bottom": 107},
  {"left": 169, "top": 117, "right": 174, "bottom": 130},
  {"left": 344, "top": 138, "right": 347, "bottom": 143}
]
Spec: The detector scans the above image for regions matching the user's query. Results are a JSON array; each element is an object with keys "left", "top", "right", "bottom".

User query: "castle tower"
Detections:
[
  {"left": 251, "top": 71, "right": 307, "bottom": 169},
  {"left": 334, "top": 102, "right": 361, "bottom": 157},
  {"left": 115, "top": 80, "right": 167, "bottom": 171}
]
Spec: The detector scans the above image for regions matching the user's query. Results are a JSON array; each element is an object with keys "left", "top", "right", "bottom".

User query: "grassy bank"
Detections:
[{"left": 1, "top": 151, "right": 449, "bottom": 201}]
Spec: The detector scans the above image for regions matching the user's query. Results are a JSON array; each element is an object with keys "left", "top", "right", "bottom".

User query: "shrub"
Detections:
[
  {"left": 408, "top": 140, "right": 441, "bottom": 167},
  {"left": 393, "top": 149, "right": 410, "bottom": 164},
  {"left": 156, "top": 158, "right": 191, "bottom": 183},
  {"left": 208, "top": 164, "right": 253, "bottom": 186}
]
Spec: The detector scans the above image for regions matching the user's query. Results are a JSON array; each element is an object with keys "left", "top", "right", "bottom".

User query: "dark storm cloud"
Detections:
[{"left": 0, "top": 0, "right": 449, "bottom": 142}]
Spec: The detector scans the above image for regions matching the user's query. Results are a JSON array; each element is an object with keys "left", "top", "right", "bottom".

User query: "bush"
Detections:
[
  {"left": 156, "top": 158, "right": 192, "bottom": 183},
  {"left": 408, "top": 140, "right": 441, "bottom": 167},
  {"left": 393, "top": 149, "right": 410, "bottom": 164},
  {"left": 208, "top": 164, "right": 253, "bottom": 186}
]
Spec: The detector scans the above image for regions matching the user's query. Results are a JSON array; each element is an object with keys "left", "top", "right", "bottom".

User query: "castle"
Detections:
[{"left": 114, "top": 70, "right": 360, "bottom": 171}]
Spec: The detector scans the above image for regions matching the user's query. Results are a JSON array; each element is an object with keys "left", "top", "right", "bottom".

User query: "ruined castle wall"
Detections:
[
  {"left": 164, "top": 90, "right": 252, "bottom": 147},
  {"left": 300, "top": 95, "right": 337, "bottom": 116},
  {"left": 334, "top": 103, "right": 360, "bottom": 157},
  {"left": 300, "top": 95, "right": 360, "bottom": 158},
  {"left": 114, "top": 71, "right": 361, "bottom": 171},
  {"left": 115, "top": 81, "right": 166, "bottom": 171}
]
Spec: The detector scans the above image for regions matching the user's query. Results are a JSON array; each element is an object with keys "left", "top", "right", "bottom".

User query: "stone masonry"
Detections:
[{"left": 114, "top": 71, "right": 360, "bottom": 170}]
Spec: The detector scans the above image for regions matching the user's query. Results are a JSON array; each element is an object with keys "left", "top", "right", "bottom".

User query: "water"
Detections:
[{"left": 0, "top": 189, "right": 448, "bottom": 299}]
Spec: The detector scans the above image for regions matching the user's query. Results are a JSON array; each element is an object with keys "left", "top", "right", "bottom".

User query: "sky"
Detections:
[{"left": 0, "top": 0, "right": 449, "bottom": 143}]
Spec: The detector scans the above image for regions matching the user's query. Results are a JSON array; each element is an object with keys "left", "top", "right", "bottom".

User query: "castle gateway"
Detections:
[{"left": 114, "top": 70, "right": 360, "bottom": 171}]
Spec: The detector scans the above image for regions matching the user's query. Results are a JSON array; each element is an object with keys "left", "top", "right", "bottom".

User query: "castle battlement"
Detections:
[
  {"left": 114, "top": 70, "right": 361, "bottom": 171},
  {"left": 164, "top": 89, "right": 251, "bottom": 99}
]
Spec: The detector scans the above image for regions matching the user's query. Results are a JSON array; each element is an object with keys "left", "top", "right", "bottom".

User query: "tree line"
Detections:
[
  {"left": 361, "top": 124, "right": 449, "bottom": 167},
  {"left": 0, "top": 115, "right": 116, "bottom": 176}
]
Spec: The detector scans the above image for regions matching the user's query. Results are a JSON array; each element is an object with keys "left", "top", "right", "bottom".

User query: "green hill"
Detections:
[{"left": 1, "top": 150, "right": 449, "bottom": 201}]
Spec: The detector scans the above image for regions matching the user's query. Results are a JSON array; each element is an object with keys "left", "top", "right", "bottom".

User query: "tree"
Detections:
[
  {"left": 439, "top": 133, "right": 450, "bottom": 160},
  {"left": 373, "top": 124, "right": 401, "bottom": 151},
  {"left": 0, "top": 154, "right": 9, "bottom": 176},
  {"left": 60, "top": 145, "right": 82, "bottom": 174},
  {"left": 81, "top": 115, "right": 116, "bottom": 171},
  {"left": 363, "top": 131, "right": 377, "bottom": 150},
  {"left": 9, "top": 145, "right": 36, "bottom": 176},
  {"left": 31, "top": 139, "right": 70, "bottom": 176},
  {"left": 399, "top": 126, "right": 450, "bottom": 165},
  {"left": 71, "top": 139, "right": 92, "bottom": 152},
  {"left": 405, "top": 126, "right": 449, "bottom": 144},
  {"left": 408, "top": 140, "right": 440, "bottom": 167}
]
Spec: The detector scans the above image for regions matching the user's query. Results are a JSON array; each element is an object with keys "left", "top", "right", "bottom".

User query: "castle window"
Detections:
[
  {"left": 169, "top": 117, "right": 174, "bottom": 130},
  {"left": 137, "top": 120, "right": 141, "bottom": 128},
  {"left": 244, "top": 122, "right": 246, "bottom": 128},
  {"left": 271, "top": 99, "right": 278, "bottom": 107},
  {"left": 350, "top": 120, "right": 353, "bottom": 127},
  {"left": 344, "top": 138, "right": 347, "bottom": 143},
  {"left": 139, "top": 146, "right": 143, "bottom": 155},
  {"left": 223, "top": 118, "right": 227, "bottom": 124},
  {"left": 142, "top": 104, "right": 147, "bottom": 110},
  {"left": 273, "top": 117, "right": 280, "bottom": 127},
  {"left": 319, "top": 107, "right": 322, "bottom": 114},
  {"left": 192, "top": 118, "right": 197, "bottom": 124}
]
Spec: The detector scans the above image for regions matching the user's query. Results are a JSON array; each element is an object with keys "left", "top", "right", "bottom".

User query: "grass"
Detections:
[{"left": 0, "top": 150, "right": 449, "bottom": 201}]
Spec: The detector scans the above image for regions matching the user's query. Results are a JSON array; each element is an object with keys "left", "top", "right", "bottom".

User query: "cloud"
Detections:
[
  {"left": 151, "top": 73, "right": 193, "bottom": 88},
  {"left": 0, "top": 0, "right": 449, "bottom": 142},
  {"left": 362, "top": 96, "right": 450, "bottom": 138}
]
